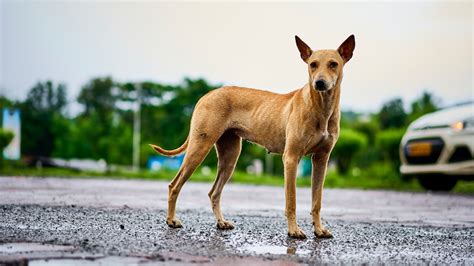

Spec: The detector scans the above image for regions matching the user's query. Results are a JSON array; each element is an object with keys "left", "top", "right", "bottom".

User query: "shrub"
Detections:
[
  {"left": 332, "top": 129, "right": 368, "bottom": 174},
  {"left": 353, "top": 120, "right": 378, "bottom": 145},
  {"left": 376, "top": 129, "right": 406, "bottom": 170},
  {"left": 0, "top": 129, "right": 14, "bottom": 151},
  {"left": 0, "top": 129, "right": 14, "bottom": 167}
]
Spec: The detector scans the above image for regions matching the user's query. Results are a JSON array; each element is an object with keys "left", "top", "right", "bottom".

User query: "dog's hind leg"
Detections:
[
  {"left": 166, "top": 137, "right": 215, "bottom": 228},
  {"left": 208, "top": 131, "right": 242, "bottom": 230}
]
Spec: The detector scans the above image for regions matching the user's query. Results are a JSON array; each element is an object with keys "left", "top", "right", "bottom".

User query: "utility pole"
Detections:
[{"left": 132, "top": 84, "right": 141, "bottom": 172}]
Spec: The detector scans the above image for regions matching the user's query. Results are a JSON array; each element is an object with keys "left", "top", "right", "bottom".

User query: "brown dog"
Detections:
[{"left": 150, "top": 35, "right": 355, "bottom": 239}]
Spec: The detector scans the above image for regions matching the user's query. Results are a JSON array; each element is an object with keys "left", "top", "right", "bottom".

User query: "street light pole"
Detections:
[{"left": 132, "top": 84, "right": 141, "bottom": 172}]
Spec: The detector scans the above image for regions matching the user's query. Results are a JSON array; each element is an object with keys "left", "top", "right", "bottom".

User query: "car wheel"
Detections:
[{"left": 417, "top": 175, "right": 457, "bottom": 191}]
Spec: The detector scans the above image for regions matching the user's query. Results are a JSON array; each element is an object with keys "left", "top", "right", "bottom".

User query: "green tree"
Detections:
[
  {"left": 378, "top": 98, "right": 407, "bottom": 129},
  {"left": 408, "top": 91, "right": 439, "bottom": 123},
  {"left": 20, "top": 81, "right": 68, "bottom": 156},
  {"left": 78, "top": 77, "right": 117, "bottom": 116},
  {"left": 72, "top": 77, "right": 219, "bottom": 167},
  {"left": 73, "top": 77, "right": 132, "bottom": 165},
  {"left": 0, "top": 96, "right": 14, "bottom": 110}
]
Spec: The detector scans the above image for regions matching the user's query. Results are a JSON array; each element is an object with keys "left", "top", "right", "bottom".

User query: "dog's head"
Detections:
[{"left": 295, "top": 35, "right": 355, "bottom": 92}]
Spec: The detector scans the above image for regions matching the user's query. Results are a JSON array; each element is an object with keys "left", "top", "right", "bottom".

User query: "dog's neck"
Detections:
[{"left": 301, "top": 82, "right": 341, "bottom": 121}]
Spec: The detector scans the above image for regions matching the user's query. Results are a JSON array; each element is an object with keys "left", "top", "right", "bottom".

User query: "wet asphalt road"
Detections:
[{"left": 0, "top": 176, "right": 473, "bottom": 265}]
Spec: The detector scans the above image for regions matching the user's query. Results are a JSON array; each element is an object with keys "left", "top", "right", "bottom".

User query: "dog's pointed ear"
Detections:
[
  {"left": 295, "top": 35, "right": 312, "bottom": 63},
  {"left": 337, "top": 35, "right": 355, "bottom": 63}
]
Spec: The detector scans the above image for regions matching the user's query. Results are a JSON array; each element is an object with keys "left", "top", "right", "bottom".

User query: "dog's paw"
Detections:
[
  {"left": 166, "top": 218, "right": 183, "bottom": 228},
  {"left": 217, "top": 220, "right": 235, "bottom": 230},
  {"left": 314, "top": 227, "right": 333, "bottom": 238},
  {"left": 288, "top": 227, "right": 307, "bottom": 239}
]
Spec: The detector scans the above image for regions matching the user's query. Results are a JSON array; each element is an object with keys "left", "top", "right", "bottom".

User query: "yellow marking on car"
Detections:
[{"left": 408, "top": 142, "right": 432, "bottom": 157}]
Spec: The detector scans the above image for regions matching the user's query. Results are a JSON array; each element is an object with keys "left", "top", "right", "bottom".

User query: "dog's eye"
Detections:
[
  {"left": 310, "top": 62, "right": 318, "bottom": 69},
  {"left": 329, "top": 62, "right": 338, "bottom": 69}
]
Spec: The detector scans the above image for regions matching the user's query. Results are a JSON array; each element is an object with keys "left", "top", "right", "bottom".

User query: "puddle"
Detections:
[
  {"left": 29, "top": 256, "right": 150, "bottom": 265},
  {"left": 0, "top": 242, "right": 77, "bottom": 253},
  {"left": 243, "top": 245, "right": 311, "bottom": 255}
]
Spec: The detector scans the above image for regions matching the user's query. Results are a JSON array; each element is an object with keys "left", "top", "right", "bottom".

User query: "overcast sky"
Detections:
[{"left": 1, "top": 1, "right": 472, "bottom": 113}]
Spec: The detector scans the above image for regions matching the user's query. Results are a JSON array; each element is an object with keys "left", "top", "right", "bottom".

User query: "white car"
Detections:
[{"left": 400, "top": 103, "right": 474, "bottom": 191}]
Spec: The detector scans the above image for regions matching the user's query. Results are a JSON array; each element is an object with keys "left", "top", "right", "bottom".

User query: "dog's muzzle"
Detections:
[{"left": 315, "top": 80, "right": 328, "bottom": 91}]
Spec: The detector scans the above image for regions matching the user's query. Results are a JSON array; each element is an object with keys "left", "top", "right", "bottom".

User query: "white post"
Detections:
[{"left": 132, "top": 84, "right": 141, "bottom": 172}]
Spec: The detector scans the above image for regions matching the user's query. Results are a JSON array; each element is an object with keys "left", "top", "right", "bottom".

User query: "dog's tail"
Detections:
[{"left": 149, "top": 136, "right": 189, "bottom": 157}]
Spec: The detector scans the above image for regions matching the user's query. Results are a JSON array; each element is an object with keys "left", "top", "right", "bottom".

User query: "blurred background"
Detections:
[{"left": 0, "top": 1, "right": 472, "bottom": 192}]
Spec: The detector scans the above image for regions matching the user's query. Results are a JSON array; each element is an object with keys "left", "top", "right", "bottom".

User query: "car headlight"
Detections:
[
  {"left": 452, "top": 118, "right": 474, "bottom": 132},
  {"left": 452, "top": 121, "right": 464, "bottom": 131}
]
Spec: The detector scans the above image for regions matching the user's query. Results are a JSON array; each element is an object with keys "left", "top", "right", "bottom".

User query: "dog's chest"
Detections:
[{"left": 301, "top": 121, "right": 330, "bottom": 154}]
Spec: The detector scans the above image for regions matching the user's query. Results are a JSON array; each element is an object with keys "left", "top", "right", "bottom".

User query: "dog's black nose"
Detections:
[{"left": 315, "top": 80, "right": 327, "bottom": 91}]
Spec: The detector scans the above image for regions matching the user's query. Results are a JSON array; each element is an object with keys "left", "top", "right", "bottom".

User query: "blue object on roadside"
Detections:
[
  {"left": 298, "top": 157, "right": 312, "bottom": 177},
  {"left": 147, "top": 154, "right": 184, "bottom": 171}
]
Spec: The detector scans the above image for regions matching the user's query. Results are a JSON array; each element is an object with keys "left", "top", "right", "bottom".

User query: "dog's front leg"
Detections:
[
  {"left": 283, "top": 151, "right": 306, "bottom": 239},
  {"left": 311, "top": 151, "right": 333, "bottom": 238}
]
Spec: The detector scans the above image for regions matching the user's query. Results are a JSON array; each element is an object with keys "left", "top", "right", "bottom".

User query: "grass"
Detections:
[{"left": 1, "top": 163, "right": 472, "bottom": 194}]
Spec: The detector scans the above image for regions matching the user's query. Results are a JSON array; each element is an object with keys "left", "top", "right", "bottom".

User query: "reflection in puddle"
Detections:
[{"left": 243, "top": 245, "right": 310, "bottom": 255}]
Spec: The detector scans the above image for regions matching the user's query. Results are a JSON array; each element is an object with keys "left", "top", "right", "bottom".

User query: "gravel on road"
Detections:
[{"left": 0, "top": 176, "right": 473, "bottom": 265}]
